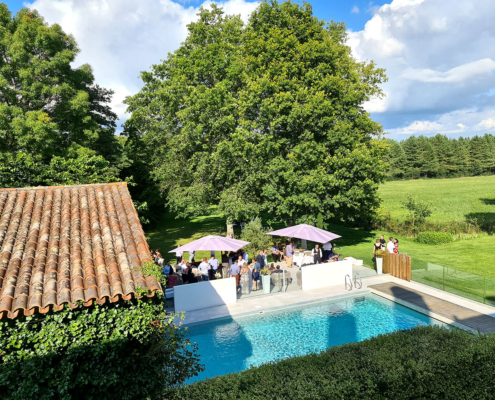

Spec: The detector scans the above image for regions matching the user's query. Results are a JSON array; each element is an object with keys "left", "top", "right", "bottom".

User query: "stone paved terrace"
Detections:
[{"left": 369, "top": 282, "right": 495, "bottom": 333}]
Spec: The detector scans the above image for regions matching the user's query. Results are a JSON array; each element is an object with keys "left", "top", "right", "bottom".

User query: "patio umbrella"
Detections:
[
  {"left": 266, "top": 224, "right": 341, "bottom": 243},
  {"left": 168, "top": 235, "right": 250, "bottom": 253}
]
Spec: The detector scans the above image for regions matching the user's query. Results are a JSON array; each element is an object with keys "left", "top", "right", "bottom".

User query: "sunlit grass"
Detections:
[{"left": 378, "top": 175, "right": 495, "bottom": 226}]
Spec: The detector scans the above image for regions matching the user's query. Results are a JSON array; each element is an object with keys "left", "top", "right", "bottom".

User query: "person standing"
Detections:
[
  {"left": 394, "top": 238, "right": 399, "bottom": 254},
  {"left": 271, "top": 243, "right": 280, "bottom": 262},
  {"left": 373, "top": 239, "right": 382, "bottom": 254},
  {"left": 312, "top": 244, "right": 322, "bottom": 264},
  {"left": 209, "top": 255, "right": 219, "bottom": 274},
  {"left": 386, "top": 237, "right": 395, "bottom": 254},
  {"left": 221, "top": 251, "right": 229, "bottom": 277},
  {"left": 198, "top": 258, "right": 210, "bottom": 281},
  {"left": 380, "top": 235, "right": 386, "bottom": 247},
  {"left": 175, "top": 245, "right": 183, "bottom": 266},
  {"left": 229, "top": 260, "right": 241, "bottom": 289},
  {"left": 285, "top": 241, "right": 293, "bottom": 268},
  {"left": 322, "top": 241, "right": 333, "bottom": 261},
  {"left": 180, "top": 260, "right": 189, "bottom": 284},
  {"left": 257, "top": 250, "right": 265, "bottom": 269},
  {"left": 250, "top": 258, "right": 261, "bottom": 291},
  {"left": 238, "top": 254, "right": 246, "bottom": 268},
  {"left": 263, "top": 249, "right": 268, "bottom": 267},
  {"left": 277, "top": 243, "right": 285, "bottom": 261}
]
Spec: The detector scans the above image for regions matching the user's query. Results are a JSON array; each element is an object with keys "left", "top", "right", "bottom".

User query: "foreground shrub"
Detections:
[
  {"left": 417, "top": 231, "right": 454, "bottom": 245},
  {"left": 166, "top": 326, "right": 495, "bottom": 399},
  {"left": 0, "top": 295, "right": 202, "bottom": 400}
]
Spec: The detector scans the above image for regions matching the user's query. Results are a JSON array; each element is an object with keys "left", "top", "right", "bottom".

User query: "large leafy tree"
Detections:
[
  {"left": 125, "top": 0, "right": 388, "bottom": 226},
  {"left": 0, "top": 5, "right": 123, "bottom": 187}
]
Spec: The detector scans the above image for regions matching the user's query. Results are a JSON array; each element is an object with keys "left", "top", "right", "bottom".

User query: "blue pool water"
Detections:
[{"left": 186, "top": 294, "right": 445, "bottom": 382}]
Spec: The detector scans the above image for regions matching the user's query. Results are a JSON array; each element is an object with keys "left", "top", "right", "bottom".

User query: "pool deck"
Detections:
[
  {"left": 179, "top": 270, "right": 495, "bottom": 331},
  {"left": 369, "top": 282, "right": 495, "bottom": 333}
]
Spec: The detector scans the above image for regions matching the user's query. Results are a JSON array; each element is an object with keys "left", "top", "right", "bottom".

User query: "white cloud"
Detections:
[
  {"left": 26, "top": 0, "right": 259, "bottom": 126},
  {"left": 477, "top": 118, "right": 495, "bottom": 130},
  {"left": 349, "top": 0, "right": 495, "bottom": 137},
  {"left": 389, "top": 109, "right": 495, "bottom": 136},
  {"left": 401, "top": 59, "right": 495, "bottom": 83},
  {"left": 396, "top": 120, "right": 443, "bottom": 135},
  {"left": 351, "top": 6, "right": 359, "bottom": 14}
]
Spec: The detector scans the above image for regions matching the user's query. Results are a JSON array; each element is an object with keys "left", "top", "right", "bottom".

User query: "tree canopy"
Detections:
[
  {"left": 0, "top": 5, "right": 124, "bottom": 187},
  {"left": 125, "top": 0, "right": 388, "bottom": 226}
]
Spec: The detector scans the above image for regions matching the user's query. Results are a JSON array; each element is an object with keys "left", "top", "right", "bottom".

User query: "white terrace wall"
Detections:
[
  {"left": 174, "top": 277, "right": 237, "bottom": 312},
  {"left": 301, "top": 260, "right": 352, "bottom": 291}
]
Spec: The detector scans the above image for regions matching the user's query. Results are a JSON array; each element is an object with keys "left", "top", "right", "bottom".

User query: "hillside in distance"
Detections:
[{"left": 378, "top": 175, "right": 495, "bottom": 228}]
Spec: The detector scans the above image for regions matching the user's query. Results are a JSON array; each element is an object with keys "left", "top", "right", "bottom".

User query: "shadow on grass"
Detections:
[
  {"left": 326, "top": 223, "right": 376, "bottom": 247},
  {"left": 480, "top": 198, "right": 495, "bottom": 205},
  {"left": 465, "top": 212, "right": 495, "bottom": 232}
]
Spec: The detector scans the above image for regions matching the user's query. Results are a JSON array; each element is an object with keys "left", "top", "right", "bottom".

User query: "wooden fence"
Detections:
[{"left": 382, "top": 253, "right": 411, "bottom": 281}]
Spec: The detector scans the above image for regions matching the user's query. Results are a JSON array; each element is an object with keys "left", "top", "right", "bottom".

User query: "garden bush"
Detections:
[
  {"left": 165, "top": 326, "right": 495, "bottom": 399},
  {"left": 417, "top": 231, "right": 454, "bottom": 245},
  {"left": 0, "top": 295, "right": 202, "bottom": 400}
]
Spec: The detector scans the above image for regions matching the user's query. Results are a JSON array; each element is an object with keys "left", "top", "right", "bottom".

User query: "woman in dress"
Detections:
[
  {"left": 394, "top": 238, "right": 399, "bottom": 254},
  {"left": 373, "top": 239, "right": 382, "bottom": 254}
]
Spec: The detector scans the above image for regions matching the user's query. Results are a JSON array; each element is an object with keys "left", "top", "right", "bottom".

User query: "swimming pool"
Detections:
[{"left": 186, "top": 294, "right": 446, "bottom": 382}]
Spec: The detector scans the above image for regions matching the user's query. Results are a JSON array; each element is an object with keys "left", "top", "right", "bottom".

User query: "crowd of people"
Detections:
[
  {"left": 372, "top": 235, "right": 399, "bottom": 255},
  {"left": 150, "top": 238, "right": 346, "bottom": 291}
]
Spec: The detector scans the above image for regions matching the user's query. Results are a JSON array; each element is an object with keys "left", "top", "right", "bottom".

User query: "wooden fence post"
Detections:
[
  {"left": 395, "top": 253, "right": 400, "bottom": 278},
  {"left": 406, "top": 256, "right": 412, "bottom": 281},
  {"left": 393, "top": 253, "right": 397, "bottom": 278}
]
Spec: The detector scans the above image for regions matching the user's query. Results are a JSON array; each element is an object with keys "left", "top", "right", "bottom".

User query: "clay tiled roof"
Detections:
[{"left": 0, "top": 182, "right": 161, "bottom": 319}]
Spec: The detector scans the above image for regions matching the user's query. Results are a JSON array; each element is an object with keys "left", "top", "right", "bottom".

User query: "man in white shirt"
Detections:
[
  {"left": 175, "top": 244, "right": 183, "bottom": 265},
  {"left": 386, "top": 237, "right": 395, "bottom": 253},
  {"left": 198, "top": 258, "right": 210, "bottom": 281},
  {"left": 322, "top": 241, "right": 333, "bottom": 261},
  {"left": 237, "top": 254, "right": 245, "bottom": 267},
  {"left": 208, "top": 255, "right": 219, "bottom": 271}
]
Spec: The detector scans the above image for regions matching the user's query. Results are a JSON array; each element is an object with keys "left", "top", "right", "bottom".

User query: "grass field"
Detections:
[
  {"left": 146, "top": 176, "right": 495, "bottom": 284},
  {"left": 378, "top": 175, "right": 495, "bottom": 226}
]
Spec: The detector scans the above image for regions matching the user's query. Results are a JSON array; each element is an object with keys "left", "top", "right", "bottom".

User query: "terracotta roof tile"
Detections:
[{"left": 0, "top": 182, "right": 161, "bottom": 319}]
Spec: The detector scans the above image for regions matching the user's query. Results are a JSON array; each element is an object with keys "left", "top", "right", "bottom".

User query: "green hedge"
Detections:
[
  {"left": 0, "top": 295, "right": 202, "bottom": 400},
  {"left": 166, "top": 326, "right": 495, "bottom": 399},
  {"left": 417, "top": 231, "right": 454, "bottom": 245}
]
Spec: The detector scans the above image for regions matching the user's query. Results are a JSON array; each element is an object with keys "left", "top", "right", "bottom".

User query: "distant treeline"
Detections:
[{"left": 385, "top": 134, "right": 495, "bottom": 180}]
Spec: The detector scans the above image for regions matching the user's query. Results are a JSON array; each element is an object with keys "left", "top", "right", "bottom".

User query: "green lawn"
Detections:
[{"left": 378, "top": 175, "right": 495, "bottom": 226}]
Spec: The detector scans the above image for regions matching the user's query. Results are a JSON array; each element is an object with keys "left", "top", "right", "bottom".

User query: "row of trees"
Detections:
[{"left": 385, "top": 134, "right": 495, "bottom": 180}]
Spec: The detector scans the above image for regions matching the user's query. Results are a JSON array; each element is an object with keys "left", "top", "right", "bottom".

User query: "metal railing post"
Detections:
[{"left": 484, "top": 277, "right": 486, "bottom": 304}]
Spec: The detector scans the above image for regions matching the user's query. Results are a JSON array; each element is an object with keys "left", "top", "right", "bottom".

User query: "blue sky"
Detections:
[{"left": 6, "top": 0, "right": 495, "bottom": 139}]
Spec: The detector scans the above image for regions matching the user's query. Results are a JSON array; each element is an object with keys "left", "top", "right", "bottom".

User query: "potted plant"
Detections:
[
  {"left": 375, "top": 250, "right": 386, "bottom": 275},
  {"left": 260, "top": 268, "right": 271, "bottom": 294}
]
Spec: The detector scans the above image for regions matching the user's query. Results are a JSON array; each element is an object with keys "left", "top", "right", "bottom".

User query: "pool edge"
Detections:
[
  {"left": 369, "top": 288, "right": 476, "bottom": 333},
  {"left": 183, "top": 290, "right": 373, "bottom": 328}
]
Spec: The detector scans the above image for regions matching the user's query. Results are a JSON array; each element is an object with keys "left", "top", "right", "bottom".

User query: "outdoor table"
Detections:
[{"left": 293, "top": 252, "right": 313, "bottom": 267}]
